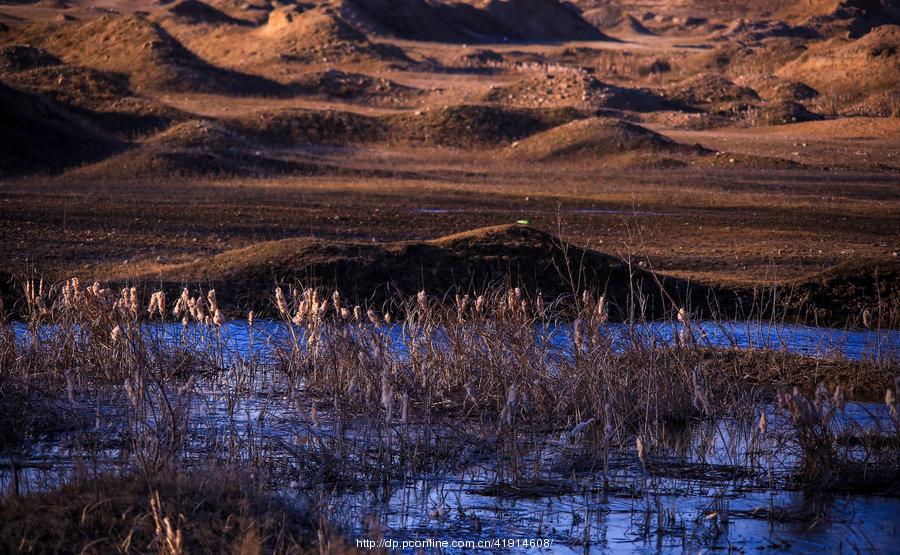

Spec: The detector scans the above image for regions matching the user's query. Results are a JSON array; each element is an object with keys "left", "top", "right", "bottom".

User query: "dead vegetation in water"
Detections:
[
  {"left": 0, "top": 469, "right": 331, "bottom": 554},
  {"left": 0, "top": 273, "right": 896, "bottom": 548}
]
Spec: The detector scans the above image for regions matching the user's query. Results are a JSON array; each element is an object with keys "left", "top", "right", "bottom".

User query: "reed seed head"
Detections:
[
  {"left": 275, "top": 287, "right": 288, "bottom": 317},
  {"left": 596, "top": 295, "right": 607, "bottom": 325},
  {"left": 129, "top": 287, "right": 138, "bottom": 317},
  {"left": 832, "top": 384, "right": 845, "bottom": 411}
]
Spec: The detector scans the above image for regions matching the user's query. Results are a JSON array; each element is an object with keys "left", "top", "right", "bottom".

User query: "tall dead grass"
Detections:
[{"left": 0, "top": 276, "right": 897, "bottom": 549}]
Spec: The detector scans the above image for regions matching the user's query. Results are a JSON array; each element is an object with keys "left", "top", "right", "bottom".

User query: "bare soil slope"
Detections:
[
  {"left": 0, "top": 81, "right": 121, "bottom": 176},
  {"left": 3, "top": 14, "right": 281, "bottom": 93},
  {"left": 776, "top": 25, "right": 900, "bottom": 99},
  {"left": 338, "top": 0, "right": 607, "bottom": 42},
  {"left": 506, "top": 117, "right": 703, "bottom": 165},
  {"left": 108, "top": 224, "right": 715, "bottom": 317}
]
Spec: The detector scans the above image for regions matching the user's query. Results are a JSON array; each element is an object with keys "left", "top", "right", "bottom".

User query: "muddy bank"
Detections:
[
  {"left": 87, "top": 225, "right": 897, "bottom": 326},
  {"left": 0, "top": 225, "right": 895, "bottom": 326}
]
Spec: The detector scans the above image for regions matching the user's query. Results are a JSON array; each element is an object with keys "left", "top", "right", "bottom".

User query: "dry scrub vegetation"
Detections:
[{"left": 0, "top": 274, "right": 896, "bottom": 550}]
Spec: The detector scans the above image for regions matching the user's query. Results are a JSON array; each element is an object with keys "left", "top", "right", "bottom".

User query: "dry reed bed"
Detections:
[{"left": 0, "top": 278, "right": 898, "bottom": 550}]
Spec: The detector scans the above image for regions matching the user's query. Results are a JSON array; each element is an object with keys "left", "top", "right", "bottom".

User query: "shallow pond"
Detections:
[
  {"left": 3, "top": 319, "right": 898, "bottom": 552},
  {"left": 15, "top": 319, "right": 895, "bottom": 362}
]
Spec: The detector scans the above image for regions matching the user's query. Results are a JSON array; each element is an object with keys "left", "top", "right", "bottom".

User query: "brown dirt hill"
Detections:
[
  {"left": 474, "top": 0, "right": 606, "bottom": 41},
  {"left": 662, "top": 73, "right": 760, "bottom": 108},
  {"left": 812, "top": 259, "right": 900, "bottom": 325},
  {"left": 0, "top": 44, "right": 61, "bottom": 71},
  {"left": 776, "top": 25, "right": 900, "bottom": 100},
  {"left": 505, "top": 117, "right": 705, "bottom": 166},
  {"left": 228, "top": 104, "right": 584, "bottom": 148},
  {"left": 387, "top": 104, "right": 584, "bottom": 148},
  {"left": 736, "top": 74, "right": 819, "bottom": 103},
  {"left": 482, "top": 71, "right": 672, "bottom": 112},
  {"left": 578, "top": 5, "right": 622, "bottom": 31},
  {"left": 613, "top": 13, "right": 655, "bottom": 36},
  {"left": 0, "top": 81, "right": 122, "bottom": 176},
  {"left": 227, "top": 108, "right": 381, "bottom": 146},
  {"left": 257, "top": 5, "right": 410, "bottom": 64},
  {"left": 148, "top": 119, "right": 252, "bottom": 151},
  {"left": 106, "top": 224, "right": 718, "bottom": 318},
  {"left": 839, "top": 90, "right": 900, "bottom": 118},
  {"left": 3, "top": 15, "right": 282, "bottom": 94},
  {"left": 580, "top": 8, "right": 653, "bottom": 37},
  {"left": 261, "top": 4, "right": 367, "bottom": 42},
  {"left": 67, "top": 117, "right": 436, "bottom": 180},
  {"left": 718, "top": 19, "right": 819, "bottom": 44},
  {"left": 336, "top": 0, "right": 607, "bottom": 43},
  {"left": 751, "top": 100, "right": 822, "bottom": 126},
  {"left": 287, "top": 69, "right": 422, "bottom": 104},
  {"left": 205, "top": 0, "right": 273, "bottom": 25},
  {"left": 66, "top": 118, "right": 337, "bottom": 179},
  {"left": 152, "top": 0, "right": 251, "bottom": 26},
  {"left": 0, "top": 45, "right": 187, "bottom": 138},
  {"left": 686, "top": 38, "right": 810, "bottom": 80},
  {"left": 65, "top": 146, "right": 321, "bottom": 180},
  {"left": 756, "top": 258, "right": 900, "bottom": 327},
  {"left": 779, "top": 0, "right": 900, "bottom": 38}
]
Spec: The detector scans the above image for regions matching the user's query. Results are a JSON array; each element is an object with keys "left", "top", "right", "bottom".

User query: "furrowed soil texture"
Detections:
[{"left": 0, "top": 0, "right": 897, "bottom": 319}]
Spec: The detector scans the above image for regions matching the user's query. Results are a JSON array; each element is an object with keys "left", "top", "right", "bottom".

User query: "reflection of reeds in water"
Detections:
[{"left": 0, "top": 278, "right": 897, "bottom": 550}]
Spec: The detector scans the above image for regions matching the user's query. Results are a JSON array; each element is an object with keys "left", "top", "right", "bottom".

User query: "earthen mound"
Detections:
[
  {"left": 153, "top": 0, "right": 250, "bottom": 26},
  {"left": 387, "top": 104, "right": 583, "bottom": 147},
  {"left": 776, "top": 25, "right": 900, "bottom": 100},
  {"left": 5, "top": 15, "right": 282, "bottom": 94},
  {"left": 0, "top": 45, "right": 61, "bottom": 72},
  {"left": 110, "top": 224, "right": 709, "bottom": 317},
  {"left": 506, "top": 117, "right": 702, "bottom": 164},
  {"left": 483, "top": 71, "right": 672, "bottom": 112},
  {"left": 337, "top": 0, "right": 607, "bottom": 43},
  {"left": 0, "top": 82, "right": 121, "bottom": 176}
]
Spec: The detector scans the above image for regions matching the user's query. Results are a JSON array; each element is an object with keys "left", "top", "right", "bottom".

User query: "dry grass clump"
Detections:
[
  {"left": 263, "top": 283, "right": 896, "bottom": 488},
  {"left": 776, "top": 379, "right": 900, "bottom": 494},
  {"left": 0, "top": 469, "right": 320, "bottom": 554}
]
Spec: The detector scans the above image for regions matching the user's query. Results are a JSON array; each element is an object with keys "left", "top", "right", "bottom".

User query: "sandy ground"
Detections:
[{"left": 0, "top": 0, "right": 897, "bottom": 289}]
